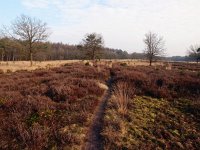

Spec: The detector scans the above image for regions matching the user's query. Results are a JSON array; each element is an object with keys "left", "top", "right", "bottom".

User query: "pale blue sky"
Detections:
[{"left": 1, "top": 0, "right": 200, "bottom": 56}]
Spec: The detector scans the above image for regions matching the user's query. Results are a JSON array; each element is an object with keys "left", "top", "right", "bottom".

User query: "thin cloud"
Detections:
[
  {"left": 21, "top": 0, "right": 50, "bottom": 8},
  {"left": 20, "top": 0, "right": 200, "bottom": 56}
]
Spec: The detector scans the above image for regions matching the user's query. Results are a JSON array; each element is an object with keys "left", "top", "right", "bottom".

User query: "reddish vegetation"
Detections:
[
  {"left": 112, "top": 65, "right": 200, "bottom": 101},
  {"left": 112, "top": 64, "right": 200, "bottom": 121},
  {"left": 171, "top": 62, "right": 200, "bottom": 72},
  {"left": 0, "top": 61, "right": 199, "bottom": 149},
  {"left": 0, "top": 63, "right": 109, "bottom": 149}
]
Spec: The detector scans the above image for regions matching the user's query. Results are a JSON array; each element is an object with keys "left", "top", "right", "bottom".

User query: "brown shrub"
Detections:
[
  {"left": 0, "top": 63, "right": 108, "bottom": 149},
  {"left": 0, "top": 69, "right": 4, "bottom": 74},
  {"left": 112, "top": 65, "right": 200, "bottom": 100}
]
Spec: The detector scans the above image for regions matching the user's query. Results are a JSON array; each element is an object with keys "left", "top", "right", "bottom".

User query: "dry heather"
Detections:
[
  {"left": 0, "top": 60, "right": 199, "bottom": 149},
  {"left": 0, "top": 63, "right": 110, "bottom": 149},
  {"left": 102, "top": 64, "right": 200, "bottom": 149},
  {"left": 112, "top": 64, "right": 200, "bottom": 100}
]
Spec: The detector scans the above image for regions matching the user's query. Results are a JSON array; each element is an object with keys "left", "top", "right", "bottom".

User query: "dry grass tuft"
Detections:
[{"left": 113, "top": 82, "right": 132, "bottom": 115}]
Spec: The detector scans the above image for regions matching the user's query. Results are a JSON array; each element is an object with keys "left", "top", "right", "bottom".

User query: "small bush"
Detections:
[
  {"left": 0, "top": 98, "right": 6, "bottom": 106},
  {"left": 197, "top": 71, "right": 200, "bottom": 78},
  {"left": 120, "top": 63, "right": 127, "bottom": 67},
  {"left": 64, "top": 63, "right": 72, "bottom": 66},
  {"left": 0, "top": 69, "right": 4, "bottom": 74},
  {"left": 156, "top": 79, "right": 164, "bottom": 88},
  {"left": 179, "top": 70, "right": 185, "bottom": 75},
  {"left": 26, "top": 112, "right": 40, "bottom": 127},
  {"left": 85, "top": 62, "right": 90, "bottom": 66},
  {"left": 6, "top": 69, "right": 12, "bottom": 73}
]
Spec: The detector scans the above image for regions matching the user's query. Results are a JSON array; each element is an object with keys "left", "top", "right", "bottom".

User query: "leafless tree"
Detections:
[
  {"left": 188, "top": 45, "right": 200, "bottom": 63},
  {"left": 81, "top": 33, "right": 104, "bottom": 60},
  {"left": 2, "top": 15, "right": 50, "bottom": 66},
  {"left": 143, "top": 32, "right": 165, "bottom": 66}
]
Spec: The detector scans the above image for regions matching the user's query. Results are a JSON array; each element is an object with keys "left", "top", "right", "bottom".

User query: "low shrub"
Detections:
[
  {"left": 120, "top": 62, "right": 127, "bottom": 67},
  {"left": 85, "top": 62, "right": 90, "bottom": 66},
  {"left": 112, "top": 65, "right": 200, "bottom": 100},
  {"left": 6, "top": 69, "right": 12, "bottom": 73},
  {"left": 0, "top": 63, "right": 109, "bottom": 149},
  {"left": 197, "top": 71, "right": 200, "bottom": 78}
]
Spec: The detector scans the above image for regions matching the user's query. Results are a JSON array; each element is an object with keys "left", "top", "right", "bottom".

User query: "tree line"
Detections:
[
  {"left": 0, "top": 14, "right": 199, "bottom": 66},
  {"left": 0, "top": 37, "right": 131, "bottom": 60}
]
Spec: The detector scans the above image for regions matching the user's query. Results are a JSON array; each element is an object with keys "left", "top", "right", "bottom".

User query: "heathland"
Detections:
[{"left": 0, "top": 61, "right": 199, "bottom": 149}]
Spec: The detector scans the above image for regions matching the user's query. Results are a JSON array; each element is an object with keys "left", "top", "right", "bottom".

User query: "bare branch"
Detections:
[
  {"left": 188, "top": 44, "right": 200, "bottom": 63},
  {"left": 143, "top": 32, "right": 166, "bottom": 66},
  {"left": 1, "top": 14, "right": 50, "bottom": 66}
]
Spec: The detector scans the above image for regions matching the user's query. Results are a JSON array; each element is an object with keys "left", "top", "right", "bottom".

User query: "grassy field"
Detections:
[
  {"left": 0, "top": 60, "right": 81, "bottom": 73},
  {"left": 0, "top": 61, "right": 199, "bottom": 149},
  {"left": 102, "top": 96, "right": 200, "bottom": 149},
  {"left": 102, "top": 64, "right": 200, "bottom": 149},
  {"left": 0, "top": 59, "right": 170, "bottom": 73}
]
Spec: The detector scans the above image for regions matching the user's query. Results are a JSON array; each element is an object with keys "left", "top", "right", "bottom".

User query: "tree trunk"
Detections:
[
  {"left": 1, "top": 49, "right": 5, "bottom": 64},
  {"left": 30, "top": 52, "right": 33, "bottom": 66},
  {"left": 6, "top": 56, "right": 9, "bottom": 65},
  {"left": 29, "top": 43, "right": 33, "bottom": 66},
  {"left": 92, "top": 48, "right": 95, "bottom": 61},
  {"left": 12, "top": 55, "right": 15, "bottom": 63},
  {"left": 12, "top": 52, "right": 15, "bottom": 63},
  {"left": 149, "top": 59, "right": 152, "bottom": 66},
  {"left": 1, "top": 52, "right": 3, "bottom": 63}
]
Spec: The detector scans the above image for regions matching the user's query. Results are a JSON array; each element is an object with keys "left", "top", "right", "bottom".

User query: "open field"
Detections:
[
  {"left": 0, "top": 60, "right": 81, "bottom": 73},
  {"left": 0, "top": 61, "right": 199, "bottom": 149},
  {"left": 0, "top": 60, "right": 160, "bottom": 73},
  {"left": 1, "top": 59, "right": 199, "bottom": 73}
]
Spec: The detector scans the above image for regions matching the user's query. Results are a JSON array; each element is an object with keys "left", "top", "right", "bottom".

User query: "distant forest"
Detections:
[
  {"left": 0, "top": 39, "right": 130, "bottom": 61},
  {"left": 0, "top": 39, "right": 195, "bottom": 62}
]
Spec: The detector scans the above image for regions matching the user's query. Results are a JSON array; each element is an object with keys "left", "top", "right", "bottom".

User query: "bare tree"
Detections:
[
  {"left": 81, "top": 33, "right": 104, "bottom": 60},
  {"left": 2, "top": 15, "right": 50, "bottom": 66},
  {"left": 143, "top": 32, "right": 165, "bottom": 66},
  {"left": 188, "top": 45, "right": 200, "bottom": 63}
]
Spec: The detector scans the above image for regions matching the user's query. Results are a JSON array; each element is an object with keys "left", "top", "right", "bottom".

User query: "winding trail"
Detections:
[{"left": 83, "top": 73, "right": 114, "bottom": 150}]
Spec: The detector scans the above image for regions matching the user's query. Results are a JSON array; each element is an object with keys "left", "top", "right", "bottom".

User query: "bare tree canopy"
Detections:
[
  {"left": 2, "top": 14, "right": 50, "bottom": 66},
  {"left": 143, "top": 32, "right": 165, "bottom": 66},
  {"left": 81, "top": 33, "right": 104, "bottom": 60},
  {"left": 188, "top": 45, "right": 200, "bottom": 63}
]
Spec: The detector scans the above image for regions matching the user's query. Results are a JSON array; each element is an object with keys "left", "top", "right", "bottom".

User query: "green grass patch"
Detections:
[
  {"left": 26, "top": 112, "right": 40, "bottom": 126},
  {"left": 102, "top": 96, "right": 200, "bottom": 149}
]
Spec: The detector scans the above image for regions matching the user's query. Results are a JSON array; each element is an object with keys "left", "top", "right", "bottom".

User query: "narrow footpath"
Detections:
[{"left": 83, "top": 72, "right": 114, "bottom": 150}]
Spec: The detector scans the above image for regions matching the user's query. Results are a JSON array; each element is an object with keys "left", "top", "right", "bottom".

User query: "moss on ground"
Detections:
[{"left": 102, "top": 96, "right": 200, "bottom": 149}]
